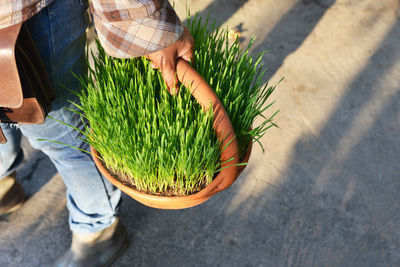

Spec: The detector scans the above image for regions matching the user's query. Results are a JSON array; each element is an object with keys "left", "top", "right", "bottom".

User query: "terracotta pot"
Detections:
[
  {"left": 238, "top": 141, "right": 253, "bottom": 175},
  {"left": 91, "top": 59, "right": 247, "bottom": 209}
]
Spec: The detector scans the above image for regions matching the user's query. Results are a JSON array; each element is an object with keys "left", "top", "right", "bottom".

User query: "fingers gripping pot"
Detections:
[
  {"left": 0, "top": 23, "right": 55, "bottom": 143},
  {"left": 91, "top": 59, "right": 250, "bottom": 209}
]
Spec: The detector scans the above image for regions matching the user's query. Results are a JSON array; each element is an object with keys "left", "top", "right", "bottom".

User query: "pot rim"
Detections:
[{"left": 91, "top": 142, "right": 252, "bottom": 208}]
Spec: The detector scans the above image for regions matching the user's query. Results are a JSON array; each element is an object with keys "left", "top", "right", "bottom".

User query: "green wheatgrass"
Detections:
[
  {"left": 187, "top": 14, "right": 279, "bottom": 158},
  {"left": 58, "top": 14, "right": 278, "bottom": 196},
  {"left": 81, "top": 49, "right": 220, "bottom": 195}
]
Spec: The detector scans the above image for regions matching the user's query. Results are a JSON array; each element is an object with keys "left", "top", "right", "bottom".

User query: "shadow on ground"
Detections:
[
  {"left": 252, "top": 0, "right": 336, "bottom": 81},
  {"left": 113, "top": 2, "right": 400, "bottom": 266},
  {"left": 1, "top": 1, "right": 399, "bottom": 266},
  {"left": 191, "top": 0, "right": 249, "bottom": 25}
]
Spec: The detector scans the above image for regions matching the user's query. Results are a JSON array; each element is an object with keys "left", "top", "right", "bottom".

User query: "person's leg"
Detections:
[
  {"left": 0, "top": 124, "right": 23, "bottom": 179},
  {"left": 0, "top": 124, "right": 25, "bottom": 215},
  {"left": 22, "top": 0, "right": 127, "bottom": 264},
  {"left": 0, "top": 0, "right": 126, "bottom": 263},
  {"left": 20, "top": 0, "right": 121, "bottom": 234}
]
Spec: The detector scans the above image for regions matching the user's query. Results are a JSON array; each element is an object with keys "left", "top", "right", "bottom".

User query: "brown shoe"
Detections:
[
  {"left": 54, "top": 218, "right": 129, "bottom": 267},
  {"left": 0, "top": 172, "right": 25, "bottom": 216}
]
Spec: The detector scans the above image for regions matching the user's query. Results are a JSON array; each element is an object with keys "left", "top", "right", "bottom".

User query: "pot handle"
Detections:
[{"left": 176, "top": 59, "right": 240, "bottom": 190}]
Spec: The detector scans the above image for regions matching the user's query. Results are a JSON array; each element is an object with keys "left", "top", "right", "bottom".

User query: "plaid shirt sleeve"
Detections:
[
  {"left": 90, "top": 0, "right": 184, "bottom": 58},
  {"left": 0, "top": 0, "right": 48, "bottom": 28}
]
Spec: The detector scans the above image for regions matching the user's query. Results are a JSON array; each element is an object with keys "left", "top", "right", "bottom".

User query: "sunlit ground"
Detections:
[{"left": 1, "top": 0, "right": 399, "bottom": 266}]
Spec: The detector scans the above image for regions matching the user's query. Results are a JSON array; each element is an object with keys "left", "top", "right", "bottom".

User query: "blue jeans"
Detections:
[{"left": 0, "top": 0, "right": 121, "bottom": 234}]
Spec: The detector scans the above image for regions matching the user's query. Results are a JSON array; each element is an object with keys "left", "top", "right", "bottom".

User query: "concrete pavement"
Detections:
[{"left": 1, "top": 0, "right": 399, "bottom": 266}]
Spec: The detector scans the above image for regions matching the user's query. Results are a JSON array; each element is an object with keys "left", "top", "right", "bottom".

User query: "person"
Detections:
[{"left": 0, "top": 0, "right": 194, "bottom": 265}]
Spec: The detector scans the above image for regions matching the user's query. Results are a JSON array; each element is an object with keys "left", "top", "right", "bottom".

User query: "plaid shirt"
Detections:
[{"left": 0, "top": 0, "right": 183, "bottom": 57}]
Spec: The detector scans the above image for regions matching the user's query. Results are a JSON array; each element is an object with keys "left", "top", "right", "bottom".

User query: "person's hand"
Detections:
[{"left": 146, "top": 26, "right": 194, "bottom": 95}]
